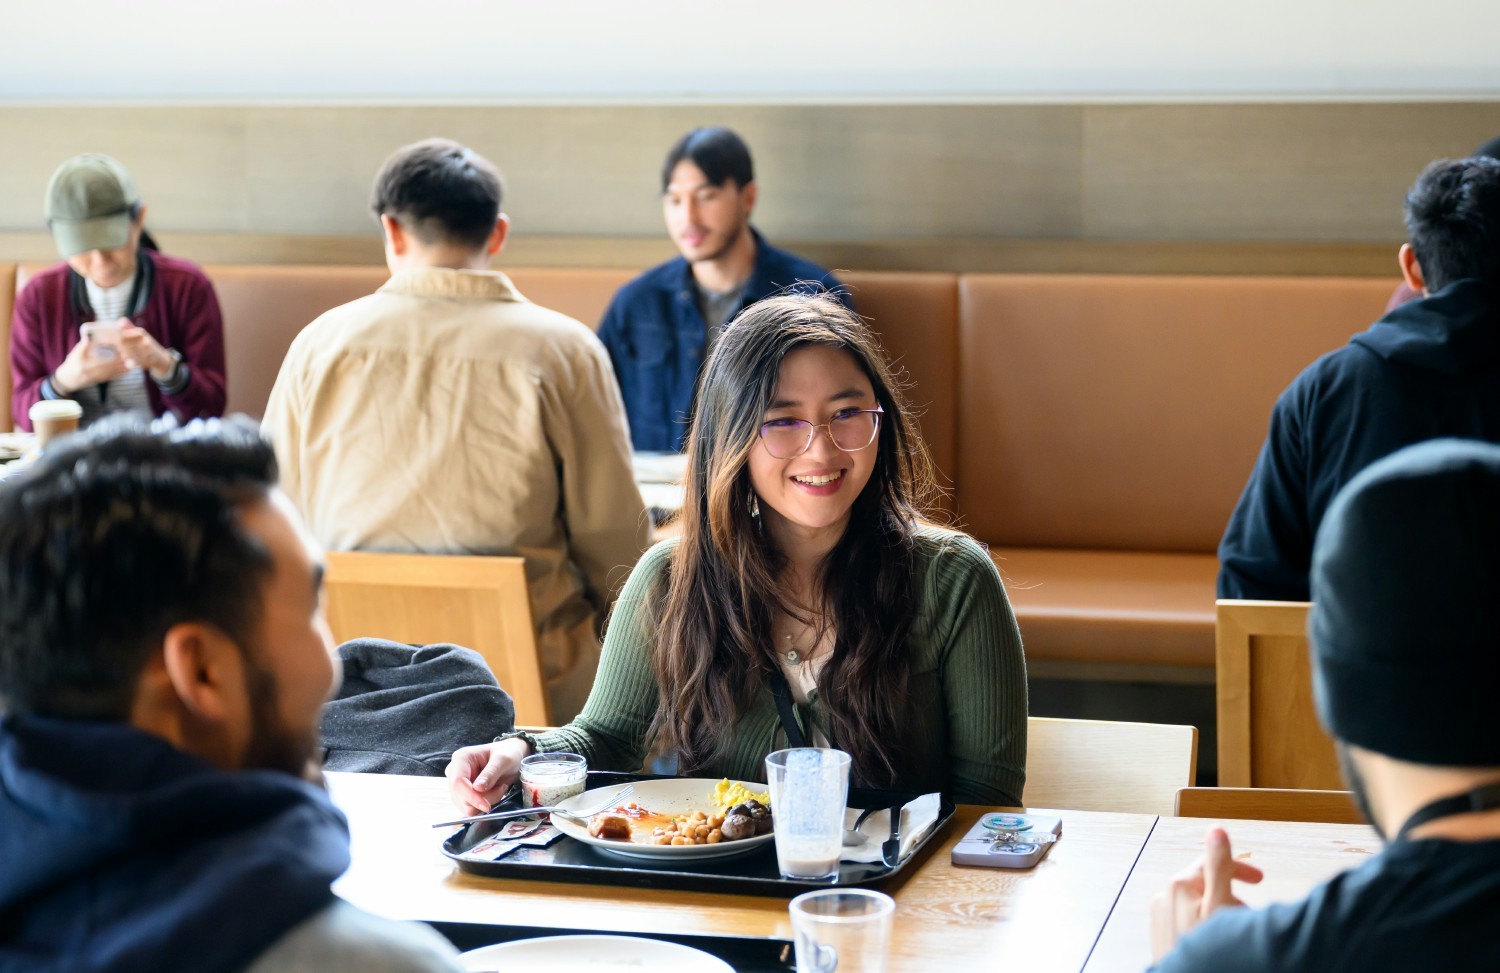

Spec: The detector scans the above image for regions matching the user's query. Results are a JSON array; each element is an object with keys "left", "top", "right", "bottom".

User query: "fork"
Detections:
[
  {"left": 431, "top": 783, "right": 634, "bottom": 829},
  {"left": 842, "top": 805, "right": 881, "bottom": 846}
]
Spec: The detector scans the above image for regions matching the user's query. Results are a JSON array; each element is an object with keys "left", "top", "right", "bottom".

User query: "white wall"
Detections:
[{"left": 2, "top": 0, "right": 1498, "bottom": 103}]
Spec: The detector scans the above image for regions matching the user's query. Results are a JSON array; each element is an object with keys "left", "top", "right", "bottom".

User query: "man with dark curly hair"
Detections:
[{"left": 0, "top": 416, "right": 464, "bottom": 972}]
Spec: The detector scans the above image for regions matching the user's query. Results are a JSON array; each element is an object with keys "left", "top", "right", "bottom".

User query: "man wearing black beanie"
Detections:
[{"left": 1153, "top": 438, "right": 1500, "bottom": 972}]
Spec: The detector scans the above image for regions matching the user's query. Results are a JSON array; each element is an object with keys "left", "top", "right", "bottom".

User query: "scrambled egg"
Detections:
[{"left": 711, "top": 778, "right": 771, "bottom": 809}]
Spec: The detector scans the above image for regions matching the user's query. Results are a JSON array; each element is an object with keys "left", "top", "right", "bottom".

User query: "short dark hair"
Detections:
[
  {"left": 1474, "top": 135, "right": 1500, "bottom": 160},
  {"left": 370, "top": 138, "right": 504, "bottom": 251},
  {"left": 1403, "top": 157, "right": 1500, "bottom": 291},
  {"left": 0, "top": 416, "right": 279, "bottom": 719},
  {"left": 660, "top": 127, "right": 754, "bottom": 193}
]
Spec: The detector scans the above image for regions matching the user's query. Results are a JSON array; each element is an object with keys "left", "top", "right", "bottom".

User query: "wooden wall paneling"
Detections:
[{"left": 4, "top": 103, "right": 1498, "bottom": 246}]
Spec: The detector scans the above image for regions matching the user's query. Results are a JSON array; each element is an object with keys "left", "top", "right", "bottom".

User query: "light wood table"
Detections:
[
  {"left": 1084, "top": 815, "right": 1381, "bottom": 972},
  {"left": 326, "top": 772, "right": 1157, "bottom": 973}
]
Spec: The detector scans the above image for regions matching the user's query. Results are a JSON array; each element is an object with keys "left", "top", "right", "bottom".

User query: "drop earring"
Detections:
[{"left": 749, "top": 492, "right": 761, "bottom": 519}]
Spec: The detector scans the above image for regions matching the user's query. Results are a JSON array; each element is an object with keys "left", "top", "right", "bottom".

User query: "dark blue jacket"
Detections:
[
  {"left": 1218, "top": 278, "right": 1500, "bottom": 600},
  {"left": 0, "top": 716, "right": 349, "bottom": 973},
  {"left": 597, "top": 229, "right": 849, "bottom": 451}
]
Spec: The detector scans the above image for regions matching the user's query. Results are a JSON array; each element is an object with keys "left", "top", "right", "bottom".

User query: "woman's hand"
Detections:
[{"left": 444, "top": 736, "right": 531, "bottom": 815}]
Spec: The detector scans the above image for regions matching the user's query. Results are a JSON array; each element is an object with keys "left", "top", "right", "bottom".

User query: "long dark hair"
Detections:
[{"left": 646, "top": 292, "right": 939, "bottom": 787}]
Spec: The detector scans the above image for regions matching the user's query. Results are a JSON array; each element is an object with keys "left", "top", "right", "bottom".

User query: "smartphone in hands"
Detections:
[{"left": 81, "top": 322, "right": 124, "bottom": 360}]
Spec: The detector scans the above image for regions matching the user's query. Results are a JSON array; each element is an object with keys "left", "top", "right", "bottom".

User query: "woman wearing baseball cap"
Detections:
[{"left": 9, "top": 153, "right": 226, "bottom": 431}]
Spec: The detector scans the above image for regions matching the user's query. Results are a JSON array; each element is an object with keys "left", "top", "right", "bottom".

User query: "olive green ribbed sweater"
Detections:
[{"left": 532, "top": 524, "right": 1028, "bottom": 805}]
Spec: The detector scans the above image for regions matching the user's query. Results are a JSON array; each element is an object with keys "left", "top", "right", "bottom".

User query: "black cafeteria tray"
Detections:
[{"left": 441, "top": 770, "right": 956, "bottom": 898}]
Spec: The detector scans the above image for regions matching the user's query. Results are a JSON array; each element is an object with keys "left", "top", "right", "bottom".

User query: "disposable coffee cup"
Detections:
[{"left": 29, "top": 400, "right": 83, "bottom": 450}]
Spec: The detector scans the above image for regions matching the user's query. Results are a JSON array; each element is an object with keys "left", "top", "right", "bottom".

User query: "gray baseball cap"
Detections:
[{"left": 44, "top": 154, "right": 140, "bottom": 258}]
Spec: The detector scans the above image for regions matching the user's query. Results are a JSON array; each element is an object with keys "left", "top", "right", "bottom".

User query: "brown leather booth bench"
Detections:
[
  {"left": 2, "top": 262, "right": 1393, "bottom": 677},
  {"left": 957, "top": 274, "right": 1393, "bottom": 676}
]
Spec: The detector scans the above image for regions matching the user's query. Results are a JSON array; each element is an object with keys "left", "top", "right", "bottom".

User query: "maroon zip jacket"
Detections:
[{"left": 9, "top": 251, "right": 227, "bottom": 430}]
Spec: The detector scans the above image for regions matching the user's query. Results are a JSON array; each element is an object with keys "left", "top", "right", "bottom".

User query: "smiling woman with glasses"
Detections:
[{"left": 446, "top": 291, "right": 1027, "bottom": 812}]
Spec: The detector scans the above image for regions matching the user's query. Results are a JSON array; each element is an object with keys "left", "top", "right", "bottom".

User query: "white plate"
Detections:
[
  {"left": 631, "top": 450, "right": 690, "bottom": 484},
  {"left": 550, "top": 777, "right": 773, "bottom": 862},
  {"left": 459, "top": 934, "right": 733, "bottom": 972}
]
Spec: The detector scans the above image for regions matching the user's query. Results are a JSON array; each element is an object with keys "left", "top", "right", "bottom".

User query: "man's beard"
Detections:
[
  {"left": 1337, "top": 742, "right": 1388, "bottom": 843},
  {"left": 241, "top": 657, "right": 322, "bottom": 782}
]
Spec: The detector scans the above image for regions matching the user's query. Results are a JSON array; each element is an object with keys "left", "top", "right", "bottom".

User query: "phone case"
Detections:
[
  {"left": 81, "top": 323, "right": 122, "bottom": 359},
  {"left": 950, "top": 812, "right": 1062, "bottom": 869}
]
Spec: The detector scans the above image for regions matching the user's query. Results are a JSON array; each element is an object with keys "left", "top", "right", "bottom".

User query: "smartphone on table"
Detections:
[{"left": 951, "top": 812, "right": 1063, "bottom": 869}]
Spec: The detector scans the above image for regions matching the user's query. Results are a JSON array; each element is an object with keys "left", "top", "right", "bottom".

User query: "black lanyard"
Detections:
[
  {"left": 767, "top": 667, "right": 810, "bottom": 749},
  {"left": 1395, "top": 781, "right": 1500, "bottom": 842}
]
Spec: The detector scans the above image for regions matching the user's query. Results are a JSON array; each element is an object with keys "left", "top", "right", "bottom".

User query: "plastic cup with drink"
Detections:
[{"left": 765, "top": 747, "right": 851, "bottom": 882}]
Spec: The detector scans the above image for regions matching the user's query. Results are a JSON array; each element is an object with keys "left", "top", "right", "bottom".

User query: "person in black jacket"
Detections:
[{"left": 1218, "top": 156, "right": 1500, "bottom": 601}]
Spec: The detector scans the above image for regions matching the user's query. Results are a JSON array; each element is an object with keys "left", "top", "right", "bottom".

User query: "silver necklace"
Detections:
[{"left": 782, "top": 634, "right": 802, "bottom": 664}]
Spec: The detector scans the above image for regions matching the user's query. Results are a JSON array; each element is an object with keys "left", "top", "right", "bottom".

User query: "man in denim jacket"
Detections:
[{"left": 597, "top": 127, "right": 851, "bottom": 452}]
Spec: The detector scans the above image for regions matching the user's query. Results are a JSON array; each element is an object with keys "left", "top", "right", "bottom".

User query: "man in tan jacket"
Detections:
[{"left": 263, "top": 138, "right": 649, "bottom": 722}]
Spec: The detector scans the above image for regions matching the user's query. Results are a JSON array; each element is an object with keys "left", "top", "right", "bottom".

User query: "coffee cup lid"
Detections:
[{"left": 29, "top": 399, "right": 84, "bottom": 421}]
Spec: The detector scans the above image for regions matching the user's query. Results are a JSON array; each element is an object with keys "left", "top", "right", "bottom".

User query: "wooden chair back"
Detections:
[
  {"left": 323, "top": 551, "right": 550, "bottom": 725},
  {"left": 1216, "top": 599, "right": 1341, "bottom": 789},
  {"left": 1175, "top": 786, "right": 1362, "bottom": 824},
  {"left": 1024, "top": 716, "right": 1198, "bottom": 815}
]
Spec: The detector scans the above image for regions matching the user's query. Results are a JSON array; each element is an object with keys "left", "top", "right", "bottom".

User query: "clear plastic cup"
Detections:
[
  {"left": 519, "top": 752, "right": 587, "bottom": 811},
  {"left": 790, "top": 888, "right": 895, "bottom": 973},
  {"left": 765, "top": 748, "right": 851, "bottom": 881}
]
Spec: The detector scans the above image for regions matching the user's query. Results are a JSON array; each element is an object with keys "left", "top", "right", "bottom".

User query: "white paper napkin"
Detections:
[{"left": 839, "top": 792, "right": 941, "bottom": 864}]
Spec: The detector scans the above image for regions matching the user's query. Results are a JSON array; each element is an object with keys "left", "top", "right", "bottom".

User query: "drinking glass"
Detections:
[
  {"left": 789, "top": 888, "right": 895, "bottom": 973},
  {"left": 765, "top": 748, "right": 851, "bottom": 881}
]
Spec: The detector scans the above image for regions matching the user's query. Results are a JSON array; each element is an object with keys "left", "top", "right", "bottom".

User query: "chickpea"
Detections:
[
  {"left": 707, "top": 829, "right": 723, "bottom": 843},
  {"left": 672, "top": 836, "right": 688, "bottom": 845}
]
